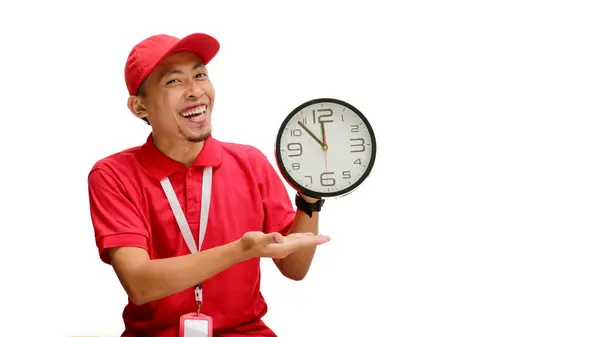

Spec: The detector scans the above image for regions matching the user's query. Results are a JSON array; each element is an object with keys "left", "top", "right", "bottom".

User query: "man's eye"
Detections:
[
  {"left": 196, "top": 73, "right": 207, "bottom": 78},
  {"left": 166, "top": 79, "right": 178, "bottom": 84}
]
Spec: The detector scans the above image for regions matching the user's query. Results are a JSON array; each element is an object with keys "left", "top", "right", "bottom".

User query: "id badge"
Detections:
[{"left": 180, "top": 312, "right": 213, "bottom": 337}]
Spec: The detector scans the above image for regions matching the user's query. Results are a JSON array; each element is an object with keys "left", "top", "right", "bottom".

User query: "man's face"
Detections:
[{"left": 137, "top": 51, "right": 215, "bottom": 143}]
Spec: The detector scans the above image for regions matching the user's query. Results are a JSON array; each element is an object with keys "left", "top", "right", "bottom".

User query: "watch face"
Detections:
[{"left": 275, "top": 98, "right": 377, "bottom": 198}]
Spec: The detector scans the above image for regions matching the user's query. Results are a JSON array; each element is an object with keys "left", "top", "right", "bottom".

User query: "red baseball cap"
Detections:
[{"left": 124, "top": 33, "right": 220, "bottom": 96}]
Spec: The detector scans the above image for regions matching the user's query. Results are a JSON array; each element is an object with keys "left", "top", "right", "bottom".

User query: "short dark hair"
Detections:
[{"left": 136, "top": 81, "right": 150, "bottom": 125}]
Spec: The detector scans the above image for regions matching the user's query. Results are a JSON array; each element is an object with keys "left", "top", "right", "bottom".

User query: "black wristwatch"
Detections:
[{"left": 295, "top": 192, "right": 325, "bottom": 218}]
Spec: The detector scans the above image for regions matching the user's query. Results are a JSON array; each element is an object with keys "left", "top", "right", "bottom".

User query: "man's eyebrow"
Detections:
[{"left": 162, "top": 63, "right": 206, "bottom": 77}]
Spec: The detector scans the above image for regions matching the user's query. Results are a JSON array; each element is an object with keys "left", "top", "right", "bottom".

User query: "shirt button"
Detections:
[
  {"left": 187, "top": 171, "right": 193, "bottom": 178},
  {"left": 190, "top": 198, "right": 197, "bottom": 205}
]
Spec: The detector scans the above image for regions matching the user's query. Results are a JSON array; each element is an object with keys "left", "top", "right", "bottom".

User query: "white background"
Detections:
[{"left": 1, "top": 0, "right": 599, "bottom": 336}]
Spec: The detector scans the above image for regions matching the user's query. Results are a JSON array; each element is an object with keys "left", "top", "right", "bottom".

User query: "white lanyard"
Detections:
[
  {"left": 160, "top": 166, "right": 212, "bottom": 306},
  {"left": 160, "top": 166, "right": 212, "bottom": 254}
]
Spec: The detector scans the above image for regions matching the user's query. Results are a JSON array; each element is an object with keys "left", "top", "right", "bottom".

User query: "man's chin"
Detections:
[
  {"left": 177, "top": 120, "right": 212, "bottom": 143},
  {"left": 185, "top": 131, "right": 211, "bottom": 143}
]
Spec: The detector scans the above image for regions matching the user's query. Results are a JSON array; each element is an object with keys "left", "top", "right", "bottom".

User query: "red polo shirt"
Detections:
[{"left": 87, "top": 134, "right": 296, "bottom": 337}]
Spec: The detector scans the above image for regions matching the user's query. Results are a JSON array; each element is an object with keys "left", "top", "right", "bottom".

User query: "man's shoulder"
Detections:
[{"left": 89, "top": 145, "right": 143, "bottom": 175}]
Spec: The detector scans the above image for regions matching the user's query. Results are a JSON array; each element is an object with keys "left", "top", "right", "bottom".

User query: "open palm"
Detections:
[{"left": 241, "top": 231, "right": 330, "bottom": 259}]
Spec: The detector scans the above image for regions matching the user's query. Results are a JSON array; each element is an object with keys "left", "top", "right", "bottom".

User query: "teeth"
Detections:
[
  {"left": 190, "top": 114, "right": 204, "bottom": 121},
  {"left": 181, "top": 105, "right": 207, "bottom": 117}
]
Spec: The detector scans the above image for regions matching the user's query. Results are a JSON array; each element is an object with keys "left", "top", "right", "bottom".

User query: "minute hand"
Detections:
[{"left": 297, "top": 121, "right": 324, "bottom": 147}]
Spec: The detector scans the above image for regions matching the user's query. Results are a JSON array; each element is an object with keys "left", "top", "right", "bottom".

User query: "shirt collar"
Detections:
[{"left": 137, "top": 133, "right": 223, "bottom": 180}]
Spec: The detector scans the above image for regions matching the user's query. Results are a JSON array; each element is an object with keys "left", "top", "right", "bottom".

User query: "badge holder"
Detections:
[{"left": 180, "top": 284, "right": 213, "bottom": 337}]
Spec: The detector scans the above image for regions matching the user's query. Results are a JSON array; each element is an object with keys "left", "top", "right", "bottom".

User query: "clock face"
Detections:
[{"left": 275, "top": 98, "right": 376, "bottom": 198}]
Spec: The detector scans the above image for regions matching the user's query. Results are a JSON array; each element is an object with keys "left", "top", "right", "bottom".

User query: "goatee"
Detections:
[{"left": 186, "top": 132, "right": 211, "bottom": 143}]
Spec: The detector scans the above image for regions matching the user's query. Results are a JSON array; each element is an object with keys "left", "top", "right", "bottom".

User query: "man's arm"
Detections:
[
  {"left": 109, "top": 241, "right": 246, "bottom": 306},
  {"left": 111, "top": 229, "right": 328, "bottom": 305},
  {"left": 273, "top": 194, "right": 322, "bottom": 281}
]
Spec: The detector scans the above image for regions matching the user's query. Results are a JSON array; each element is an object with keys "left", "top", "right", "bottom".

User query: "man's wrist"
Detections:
[
  {"left": 229, "top": 239, "right": 254, "bottom": 262},
  {"left": 295, "top": 192, "right": 325, "bottom": 218}
]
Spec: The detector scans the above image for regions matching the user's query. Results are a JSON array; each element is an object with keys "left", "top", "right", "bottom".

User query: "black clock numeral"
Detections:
[
  {"left": 290, "top": 128, "right": 302, "bottom": 137},
  {"left": 350, "top": 138, "right": 366, "bottom": 153},
  {"left": 305, "top": 175, "right": 313, "bottom": 184},
  {"left": 354, "top": 158, "right": 362, "bottom": 165},
  {"left": 350, "top": 124, "right": 359, "bottom": 132},
  {"left": 312, "top": 109, "right": 334, "bottom": 124},
  {"left": 302, "top": 116, "right": 308, "bottom": 125},
  {"left": 342, "top": 171, "right": 351, "bottom": 179},
  {"left": 287, "top": 143, "right": 303, "bottom": 157},
  {"left": 292, "top": 163, "right": 300, "bottom": 170},
  {"left": 320, "top": 172, "right": 336, "bottom": 186}
]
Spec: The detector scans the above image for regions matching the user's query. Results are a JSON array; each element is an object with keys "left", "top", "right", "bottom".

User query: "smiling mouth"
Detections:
[{"left": 180, "top": 105, "right": 207, "bottom": 123}]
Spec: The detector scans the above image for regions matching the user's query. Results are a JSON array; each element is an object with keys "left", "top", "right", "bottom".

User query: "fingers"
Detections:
[
  {"left": 307, "top": 234, "right": 331, "bottom": 245},
  {"left": 287, "top": 232, "right": 329, "bottom": 241},
  {"left": 286, "top": 232, "right": 312, "bottom": 240},
  {"left": 289, "top": 234, "right": 331, "bottom": 248},
  {"left": 255, "top": 232, "right": 331, "bottom": 259},
  {"left": 261, "top": 232, "right": 330, "bottom": 252},
  {"left": 265, "top": 232, "right": 330, "bottom": 245}
]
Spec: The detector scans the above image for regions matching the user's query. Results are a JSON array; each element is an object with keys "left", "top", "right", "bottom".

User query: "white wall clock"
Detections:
[{"left": 275, "top": 98, "right": 377, "bottom": 198}]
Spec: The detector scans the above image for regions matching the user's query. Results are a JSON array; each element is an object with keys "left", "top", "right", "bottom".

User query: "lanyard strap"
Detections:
[
  {"left": 160, "top": 166, "right": 213, "bottom": 254},
  {"left": 160, "top": 167, "right": 213, "bottom": 310}
]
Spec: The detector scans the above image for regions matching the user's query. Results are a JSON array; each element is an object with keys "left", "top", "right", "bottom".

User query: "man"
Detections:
[{"left": 87, "top": 33, "right": 330, "bottom": 337}]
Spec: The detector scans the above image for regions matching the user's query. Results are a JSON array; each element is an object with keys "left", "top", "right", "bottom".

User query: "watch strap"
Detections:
[{"left": 295, "top": 193, "right": 325, "bottom": 218}]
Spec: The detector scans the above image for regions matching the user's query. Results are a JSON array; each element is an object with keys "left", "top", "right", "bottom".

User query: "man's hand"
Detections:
[{"left": 240, "top": 231, "right": 330, "bottom": 260}]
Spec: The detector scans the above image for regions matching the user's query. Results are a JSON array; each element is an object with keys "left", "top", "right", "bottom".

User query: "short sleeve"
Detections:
[
  {"left": 88, "top": 168, "right": 149, "bottom": 264},
  {"left": 252, "top": 149, "right": 296, "bottom": 235}
]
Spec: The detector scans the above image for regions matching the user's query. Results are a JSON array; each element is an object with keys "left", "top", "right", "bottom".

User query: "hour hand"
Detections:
[{"left": 297, "top": 121, "right": 324, "bottom": 147}]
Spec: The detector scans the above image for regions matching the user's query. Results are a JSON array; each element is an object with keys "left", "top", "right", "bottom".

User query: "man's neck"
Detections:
[{"left": 152, "top": 133, "right": 204, "bottom": 167}]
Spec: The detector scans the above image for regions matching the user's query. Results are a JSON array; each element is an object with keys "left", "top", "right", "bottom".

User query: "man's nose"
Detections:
[{"left": 185, "top": 80, "right": 205, "bottom": 98}]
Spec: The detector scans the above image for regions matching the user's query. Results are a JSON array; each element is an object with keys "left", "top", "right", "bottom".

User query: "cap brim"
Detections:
[{"left": 162, "top": 33, "right": 220, "bottom": 66}]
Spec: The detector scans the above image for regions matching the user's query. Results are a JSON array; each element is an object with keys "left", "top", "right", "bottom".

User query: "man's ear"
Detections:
[{"left": 127, "top": 96, "right": 148, "bottom": 120}]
